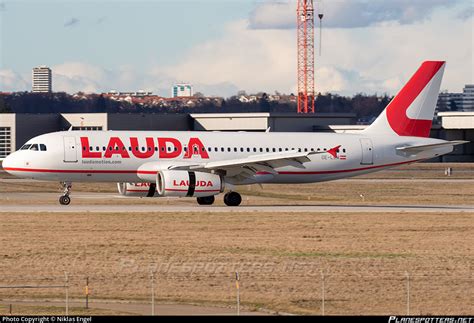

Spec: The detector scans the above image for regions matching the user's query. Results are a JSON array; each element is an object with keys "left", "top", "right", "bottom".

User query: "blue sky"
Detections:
[
  {"left": 1, "top": 1, "right": 255, "bottom": 72},
  {"left": 0, "top": 0, "right": 472, "bottom": 97}
]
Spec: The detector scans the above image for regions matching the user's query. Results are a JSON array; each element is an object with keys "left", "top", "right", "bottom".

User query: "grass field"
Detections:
[
  {"left": 0, "top": 163, "right": 472, "bottom": 315},
  {"left": 0, "top": 211, "right": 472, "bottom": 315}
]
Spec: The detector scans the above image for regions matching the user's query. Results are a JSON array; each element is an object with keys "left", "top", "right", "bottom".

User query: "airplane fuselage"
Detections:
[{"left": 4, "top": 130, "right": 450, "bottom": 184}]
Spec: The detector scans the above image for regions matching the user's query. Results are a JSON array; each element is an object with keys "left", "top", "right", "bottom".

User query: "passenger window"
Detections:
[
  {"left": 266, "top": 148, "right": 269, "bottom": 152},
  {"left": 234, "top": 147, "right": 237, "bottom": 152},
  {"left": 96, "top": 146, "right": 100, "bottom": 151},
  {"left": 221, "top": 148, "right": 224, "bottom": 152},
  {"left": 40, "top": 144, "right": 47, "bottom": 151},
  {"left": 240, "top": 148, "right": 244, "bottom": 152},
  {"left": 343, "top": 149, "right": 346, "bottom": 153},
  {"left": 30, "top": 144, "right": 39, "bottom": 151},
  {"left": 253, "top": 148, "right": 257, "bottom": 152}
]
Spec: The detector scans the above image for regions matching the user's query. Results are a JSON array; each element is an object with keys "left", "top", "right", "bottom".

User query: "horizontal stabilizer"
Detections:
[{"left": 396, "top": 141, "right": 469, "bottom": 153}]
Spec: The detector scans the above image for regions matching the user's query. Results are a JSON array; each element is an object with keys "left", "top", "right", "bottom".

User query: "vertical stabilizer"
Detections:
[{"left": 363, "top": 61, "right": 445, "bottom": 137}]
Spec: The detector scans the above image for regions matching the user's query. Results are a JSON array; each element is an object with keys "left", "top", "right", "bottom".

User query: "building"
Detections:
[
  {"left": 437, "top": 85, "right": 474, "bottom": 112},
  {"left": 459, "top": 85, "right": 474, "bottom": 112},
  {"left": 172, "top": 83, "right": 193, "bottom": 98},
  {"left": 437, "top": 92, "right": 463, "bottom": 111},
  {"left": 32, "top": 66, "right": 52, "bottom": 93},
  {"left": 105, "top": 90, "right": 154, "bottom": 97}
]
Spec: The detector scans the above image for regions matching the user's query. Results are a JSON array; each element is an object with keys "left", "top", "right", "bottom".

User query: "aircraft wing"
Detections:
[
  {"left": 396, "top": 141, "right": 468, "bottom": 153},
  {"left": 168, "top": 147, "right": 339, "bottom": 177}
]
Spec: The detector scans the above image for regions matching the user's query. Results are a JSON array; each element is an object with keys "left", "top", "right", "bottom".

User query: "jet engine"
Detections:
[
  {"left": 156, "top": 170, "right": 224, "bottom": 197},
  {"left": 117, "top": 182, "right": 158, "bottom": 197}
]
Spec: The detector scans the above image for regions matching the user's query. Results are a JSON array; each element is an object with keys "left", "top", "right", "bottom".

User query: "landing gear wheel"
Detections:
[
  {"left": 59, "top": 182, "right": 72, "bottom": 205},
  {"left": 197, "top": 196, "right": 215, "bottom": 205},
  {"left": 224, "top": 192, "right": 242, "bottom": 207},
  {"left": 59, "top": 195, "right": 71, "bottom": 205}
]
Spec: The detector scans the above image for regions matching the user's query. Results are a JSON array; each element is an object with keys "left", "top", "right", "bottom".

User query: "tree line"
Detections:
[{"left": 0, "top": 92, "right": 395, "bottom": 119}]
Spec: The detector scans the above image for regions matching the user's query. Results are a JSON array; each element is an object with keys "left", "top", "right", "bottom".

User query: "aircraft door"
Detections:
[
  {"left": 63, "top": 136, "right": 78, "bottom": 163},
  {"left": 360, "top": 138, "right": 374, "bottom": 165}
]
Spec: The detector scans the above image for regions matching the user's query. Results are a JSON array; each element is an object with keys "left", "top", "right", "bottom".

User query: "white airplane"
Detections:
[{"left": 2, "top": 61, "right": 468, "bottom": 206}]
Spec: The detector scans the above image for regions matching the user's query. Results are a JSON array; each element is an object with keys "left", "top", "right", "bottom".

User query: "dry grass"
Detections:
[{"left": 0, "top": 211, "right": 472, "bottom": 315}]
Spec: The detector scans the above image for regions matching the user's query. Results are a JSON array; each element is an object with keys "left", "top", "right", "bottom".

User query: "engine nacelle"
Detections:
[
  {"left": 117, "top": 182, "right": 157, "bottom": 197},
  {"left": 156, "top": 170, "right": 224, "bottom": 197}
]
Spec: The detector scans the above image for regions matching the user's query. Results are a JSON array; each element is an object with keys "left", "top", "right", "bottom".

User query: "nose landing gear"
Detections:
[{"left": 59, "top": 182, "right": 72, "bottom": 205}]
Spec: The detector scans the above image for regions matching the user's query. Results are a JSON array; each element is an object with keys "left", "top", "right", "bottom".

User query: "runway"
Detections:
[
  {"left": 1, "top": 201, "right": 472, "bottom": 213},
  {"left": 1, "top": 177, "right": 473, "bottom": 213}
]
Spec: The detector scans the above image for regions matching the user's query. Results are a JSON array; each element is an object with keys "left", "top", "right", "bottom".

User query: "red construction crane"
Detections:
[{"left": 297, "top": 0, "right": 315, "bottom": 113}]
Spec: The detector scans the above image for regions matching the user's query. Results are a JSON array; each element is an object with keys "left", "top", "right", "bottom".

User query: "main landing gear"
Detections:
[
  {"left": 223, "top": 191, "right": 242, "bottom": 207},
  {"left": 196, "top": 196, "right": 215, "bottom": 205},
  {"left": 195, "top": 192, "right": 242, "bottom": 207},
  {"left": 59, "top": 182, "right": 72, "bottom": 205}
]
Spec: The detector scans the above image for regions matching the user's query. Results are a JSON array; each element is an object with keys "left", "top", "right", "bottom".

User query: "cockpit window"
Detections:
[
  {"left": 20, "top": 144, "right": 31, "bottom": 150},
  {"left": 29, "top": 144, "right": 39, "bottom": 151},
  {"left": 40, "top": 144, "right": 47, "bottom": 151}
]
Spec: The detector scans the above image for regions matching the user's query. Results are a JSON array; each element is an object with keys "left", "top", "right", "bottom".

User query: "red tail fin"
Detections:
[{"left": 364, "top": 61, "right": 445, "bottom": 137}]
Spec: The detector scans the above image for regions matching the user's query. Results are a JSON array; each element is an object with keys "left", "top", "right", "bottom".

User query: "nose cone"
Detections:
[{"left": 2, "top": 153, "right": 16, "bottom": 175}]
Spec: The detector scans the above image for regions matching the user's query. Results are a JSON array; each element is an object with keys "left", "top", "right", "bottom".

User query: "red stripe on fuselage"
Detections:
[
  {"left": 4, "top": 159, "right": 422, "bottom": 177},
  {"left": 3, "top": 167, "right": 137, "bottom": 174},
  {"left": 165, "top": 188, "right": 221, "bottom": 193}
]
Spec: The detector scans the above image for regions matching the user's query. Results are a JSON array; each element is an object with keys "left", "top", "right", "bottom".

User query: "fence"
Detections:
[{"left": 0, "top": 265, "right": 472, "bottom": 315}]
